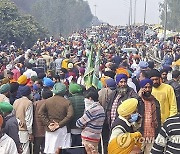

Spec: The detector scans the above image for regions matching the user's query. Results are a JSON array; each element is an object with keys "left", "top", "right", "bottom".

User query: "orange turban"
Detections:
[{"left": 116, "top": 68, "right": 129, "bottom": 77}]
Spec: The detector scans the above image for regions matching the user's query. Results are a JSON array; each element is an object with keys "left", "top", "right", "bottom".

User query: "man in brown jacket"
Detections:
[
  {"left": 39, "top": 82, "right": 74, "bottom": 154},
  {"left": 33, "top": 89, "right": 53, "bottom": 154}
]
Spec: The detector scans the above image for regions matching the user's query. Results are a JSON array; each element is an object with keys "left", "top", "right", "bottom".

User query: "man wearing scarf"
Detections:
[
  {"left": 108, "top": 98, "right": 142, "bottom": 154},
  {"left": 138, "top": 78, "right": 161, "bottom": 153}
]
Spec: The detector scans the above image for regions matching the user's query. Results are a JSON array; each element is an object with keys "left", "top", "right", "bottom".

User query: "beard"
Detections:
[
  {"left": 143, "top": 92, "right": 151, "bottom": 97},
  {"left": 117, "top": 87, "right": 127, "bottom": 96},
  {"left": 153, "top": 83, "right": 160, "bottom": 88}
]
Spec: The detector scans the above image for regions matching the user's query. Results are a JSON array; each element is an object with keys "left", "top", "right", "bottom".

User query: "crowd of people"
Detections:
[{"left": 0, "top": 24, "right": 179, "bottom": 154}]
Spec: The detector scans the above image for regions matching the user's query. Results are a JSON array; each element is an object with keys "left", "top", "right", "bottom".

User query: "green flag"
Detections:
[
  {"left": 92, "top": 49, "right": 100, "bottom": 89},
  {"left": 84, "top": 45, "right": 94, "bottom": 89}
]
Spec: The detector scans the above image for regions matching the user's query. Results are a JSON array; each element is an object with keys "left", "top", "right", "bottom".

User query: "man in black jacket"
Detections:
[{"left": 138, "top": 78, "right": 161, "bottom": 154}]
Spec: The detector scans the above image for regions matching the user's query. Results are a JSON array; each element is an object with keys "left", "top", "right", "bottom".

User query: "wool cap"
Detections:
[
  {"left": 53, "top": 82, "right": 66, "bottom": 95},
  {"left": 0, "top": 84, "right": 11, "bottom": 94},
  {"left": 0, "top": 102, "right": 13, "bottom": 113},
  {"left": 115, "top": 74, "right": 128, "bottom": 84},
  {"left": 117, "top": 98, "right": 138, "bottom": 117},
  {"left": 18, "top": 75, "right": 27, "bottom": 85},
  {"left": 69, "top": 83, "right": 82, "bottom": 94},
  {"left": 139, "top": 78, "right": 153, "bottom": 88}
]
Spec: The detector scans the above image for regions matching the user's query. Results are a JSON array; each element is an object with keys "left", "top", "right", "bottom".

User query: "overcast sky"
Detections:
[{"left": 87, "top": 0, "right": 164, "bottom": 26}]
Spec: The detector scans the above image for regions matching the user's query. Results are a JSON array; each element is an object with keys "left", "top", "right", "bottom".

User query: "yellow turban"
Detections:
[
  {"left": 18, "top": 75, "right": 27, "bottom": 85},
  {"left": 117, "top": 98, "right": 138, "bottom": 117},
  {"left": 108, "top": 132, "right": 142, "bottom": 154}
]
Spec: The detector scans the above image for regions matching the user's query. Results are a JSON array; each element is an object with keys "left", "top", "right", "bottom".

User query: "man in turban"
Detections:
[
  {"left": 0, "top": 102, "right": 21, "bottom": 153},
  {"left": 68, "top": 83, "right": 85, "bottom": 146},
  {"left": 107, "top": 73, "right": 138, "bottom": 127},
  {"left": 138, "top": 78, "right": 161, "bottom": 153},
  {"left": 0, "top": 83, "right": 11, "bottom": 103},
  {"left": 38, "top": 82, "right": 73, "bottom": 154},
  {"left": 149, "top": 69, "right": 177, "bottom": 123},
  {"left": 13, "top": 86, "right": 33, "bottom": 154},
  {"left": 108, "top": 98, "right": 142, "bottom": 154}
]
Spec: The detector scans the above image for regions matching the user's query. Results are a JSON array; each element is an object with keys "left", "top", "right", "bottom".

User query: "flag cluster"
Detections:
[{"left": 84, "top": 44, "right": 101, "bottom": 89}]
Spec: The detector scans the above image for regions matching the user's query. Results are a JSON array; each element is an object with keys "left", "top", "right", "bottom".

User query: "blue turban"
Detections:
[
  {"left": 43, "top": 77, "right": 54, "bottom": 87},
  {"left": 139, "top": 78, "right": 153, "bottom": 88},
  {"left": 115, "top": 74, "right": 128, "bottom": 84},
  {"left": 20, "top": 86, "right": 31, "bottom": 96},
  {"left": 106, "top": 78, "right": 116, "bottom": 90}
]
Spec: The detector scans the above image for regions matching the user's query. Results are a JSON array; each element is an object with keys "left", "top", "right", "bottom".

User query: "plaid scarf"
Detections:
[
  {"left": 111, "top": 94, "right": 121, "bottom": 126},
  {"left": 142, "top": 96, "right": 158, "bottom": 138}
]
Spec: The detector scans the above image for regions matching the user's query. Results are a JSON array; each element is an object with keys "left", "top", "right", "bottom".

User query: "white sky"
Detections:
[{"left": 87, "top": 0, "right": 164, "bottom": 26}]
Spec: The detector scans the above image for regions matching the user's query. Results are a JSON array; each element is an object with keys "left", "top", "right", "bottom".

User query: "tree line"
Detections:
[
  {"left": 0, "top": 0, "right": 47, "bottom": 48},
  {"left": 11, "top": 0, "right": 93, "bottom": 37},
  {"left": 0, "top": 0, "right": 93, "bottom": 48}
]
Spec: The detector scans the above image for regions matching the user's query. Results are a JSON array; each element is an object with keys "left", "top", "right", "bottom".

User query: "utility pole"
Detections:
[
  {"left": 94, "top": 4, "right": 97, "bottom": 17},
  {"left": 163, "top": 0, "right": 167, "bottom": 40},
  {"left": 130, "top": 0, "right": 133, "bottom": 26},
  {"left": 134, "top": 0, "right": 137, "bottom": 25},
  {"left": 143, "top": 0, "right": 147, "bottom": 41},
  {"left": 129, "top": 0, "right": 132, "bottom": 26}
]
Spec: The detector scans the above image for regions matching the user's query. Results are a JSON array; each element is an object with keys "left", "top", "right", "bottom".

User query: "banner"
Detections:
[
  {"left": 84, "top": 45, "right": 94, "bottom": 89},
  {"left": 92, "top": 49, "right": 100, "bottom": 89}
]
